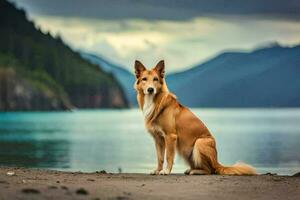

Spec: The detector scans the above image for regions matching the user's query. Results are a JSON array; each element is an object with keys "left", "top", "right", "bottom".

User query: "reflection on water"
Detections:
[
  {"left": 0, "top": 140, "right": 69, "bottom": 168},
  {"left": 0, "top": 109, "right": 299, "bottom": 175}
]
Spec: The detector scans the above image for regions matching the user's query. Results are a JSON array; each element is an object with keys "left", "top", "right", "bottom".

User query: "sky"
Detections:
[{"left": 9, "top": 0, "right": 300, "bottom": 72}]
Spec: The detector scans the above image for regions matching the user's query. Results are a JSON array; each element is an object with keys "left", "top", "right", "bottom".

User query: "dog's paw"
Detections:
[
  {"left": 184, "top": 169, "right": 191, "bottom": 175},
  {"left": 159, "top": 169, "right": 171, "bottom": 175},
  {"left": 149, "top": 169, "right": 160, "bottom": 175}
]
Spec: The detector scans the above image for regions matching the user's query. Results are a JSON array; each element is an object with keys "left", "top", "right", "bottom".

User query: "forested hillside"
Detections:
[
  {"left": 81, "top": 53, "right": 136, "bottom": 106},
  {"left": 0, "top": 0, "right": 128, "bottom": 111}
]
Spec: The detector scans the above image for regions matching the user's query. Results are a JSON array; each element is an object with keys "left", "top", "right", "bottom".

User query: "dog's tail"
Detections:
[{"left": 215, "top": 162, "right": 256, "bottom": 175}]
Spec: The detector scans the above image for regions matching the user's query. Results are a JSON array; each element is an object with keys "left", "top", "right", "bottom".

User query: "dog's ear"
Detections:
[
  {"left": 134, "top": 60, "right": 146, "bottom": 79},
  {"left": 155, "top": 60, "right": 165, "bottom": 78}
]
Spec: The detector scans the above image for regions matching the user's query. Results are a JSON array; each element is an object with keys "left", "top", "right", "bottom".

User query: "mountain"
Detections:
[
  {"left": 81, "top": 53, "right": 136, "bottom": 106},
  {"left": 81, "top": 43, "right": 300, "bottom": 108},
  {"left": 166, "top": 43, "right": 300, "bottom": 107},
  {"left": 0, "top": 0, "right": 128, "bottom": 111}
]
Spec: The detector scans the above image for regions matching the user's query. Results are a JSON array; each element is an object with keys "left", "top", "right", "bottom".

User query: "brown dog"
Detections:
[{"left": 134, "top": 60, "right": 256, "bottom": 175}]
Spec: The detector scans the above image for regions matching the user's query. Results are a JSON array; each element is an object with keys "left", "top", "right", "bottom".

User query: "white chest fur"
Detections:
[
  {"left": 143, "top": 95, "right": 154, "bottom": 119},
  {"left": 143, "top": 95, "right": 165, "bottom": 137}
]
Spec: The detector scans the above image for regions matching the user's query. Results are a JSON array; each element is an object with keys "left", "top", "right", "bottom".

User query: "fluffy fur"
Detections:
[{"left": 134, "top": 60, "right": 256, "bottom": 175}]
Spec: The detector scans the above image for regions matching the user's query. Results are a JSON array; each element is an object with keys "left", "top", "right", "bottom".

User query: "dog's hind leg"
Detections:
[{"left": 191, "top": 137, "right": 218, "bottom": 174}]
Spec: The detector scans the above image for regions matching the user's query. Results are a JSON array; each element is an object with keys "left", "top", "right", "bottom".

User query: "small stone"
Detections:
[
  {"left": 123, "top": 192, "right": 131, "bottom": 196},
  {"left": 264, "top": 172, "right": 277, "bottom": 176},
  {"left": 273, "top": 177, "right": 283, "bottom": 182},
  {"left": 115, "top": 196, "right": 129, "bottom": 200},
  {"left": 61, "top": 186, "right": 68, "bottom": 190},
  {"left": 87, "top": 178, "right": 95, "bottom": 181},
  {"left": 0, "top": 180, "right": 8, "bottom": 184},
  {"left": 6, "top": 171, "right": 16, "bottom": 176},
  {"left": 22, "top": 188, "right": 40, "bottom": 194},
  {"left": 96, "top": 170, "right": 107, "bottom": 174},
  {"left": 76, "top": 188, "right": 89, "bottom": 195}
]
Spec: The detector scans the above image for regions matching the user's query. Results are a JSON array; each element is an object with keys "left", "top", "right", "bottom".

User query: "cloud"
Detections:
[
  {"left": 9, "top": 0, "right": 300, "bottom": 21},
  {"left": 32, "top": 15, "right": 300, "bottom": 72},
  {"left": 7, "top": 0, "right": 300, "bottom": 73}
]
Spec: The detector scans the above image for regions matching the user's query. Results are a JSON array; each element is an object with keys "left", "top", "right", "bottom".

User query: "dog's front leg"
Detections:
[
  {"left": 159, "top": 133, "right": 177, "bottom": 175},
  {"left": 150, "top": 135, "right": 165, "bottom": 175}
]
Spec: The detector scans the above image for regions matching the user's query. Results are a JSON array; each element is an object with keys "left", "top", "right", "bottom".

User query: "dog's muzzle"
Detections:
[
  {"left": 144, "top": 87, "right": 156, "bottom": 95},
  {"left": 147, "top": 87, "right": 154, "bottom": 94}
]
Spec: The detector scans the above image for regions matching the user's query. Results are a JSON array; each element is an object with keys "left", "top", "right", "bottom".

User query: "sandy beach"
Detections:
[{"left": 0, "top": 167, "right": 299, "bottom": 200}]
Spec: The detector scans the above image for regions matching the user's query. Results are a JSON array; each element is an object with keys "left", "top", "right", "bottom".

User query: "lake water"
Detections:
[{"left": 0, "top": 109, "right": 300, "bottom": 175}]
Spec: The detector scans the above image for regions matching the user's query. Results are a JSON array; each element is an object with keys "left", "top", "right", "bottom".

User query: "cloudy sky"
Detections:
[{"left": 9, "top": 0, "right": 300, "bottom": 72}]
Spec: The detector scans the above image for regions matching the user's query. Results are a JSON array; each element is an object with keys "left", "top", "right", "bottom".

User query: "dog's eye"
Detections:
[
  {"left": 153, "top": 77, "right": 158, "bottom": 81},
  {"left": 142, "top": 77, "right": 147, "bottom": 81}
]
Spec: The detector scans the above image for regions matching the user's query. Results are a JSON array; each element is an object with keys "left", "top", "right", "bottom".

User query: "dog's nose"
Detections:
[{"left": 147, "top": 87, "right": 154, "bottom": 94}]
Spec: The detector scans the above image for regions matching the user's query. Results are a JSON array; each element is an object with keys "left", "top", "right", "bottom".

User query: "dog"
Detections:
[{"left": 134, "top": 60, "right": 256, "bottom": 175}]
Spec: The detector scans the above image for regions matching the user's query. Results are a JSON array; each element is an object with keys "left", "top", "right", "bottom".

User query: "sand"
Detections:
[{"left": 0, "top": 167, "right": 299, "bottom": 200}]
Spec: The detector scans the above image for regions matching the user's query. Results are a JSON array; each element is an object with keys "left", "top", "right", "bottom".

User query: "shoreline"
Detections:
[{"left": 0, "top": 167, "right": 300, "bottom": 200}]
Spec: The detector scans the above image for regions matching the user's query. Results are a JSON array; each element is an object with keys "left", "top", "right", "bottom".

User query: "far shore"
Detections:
[{"left": 0, "top": 167, "right": 299, "bottom": 200}]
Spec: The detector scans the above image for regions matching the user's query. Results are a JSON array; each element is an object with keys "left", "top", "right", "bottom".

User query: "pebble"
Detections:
[
  {"left": 96, "top": 170, "right": 107, "bottom": 174},
  {"left": 76, "top": 188, "right": 89, "bottom": 195},
  {"left": 6, "top": 171, "right": 16, "bottom": 176},
  {"left": 0, "top": 180, "right": 8, "bottom": 184},
  {"left": 61, "top": 186, "right": 68, "bottom": 190},
  {"left": 264, "top": 172, "right": 277, "bottom": 176},
  {"left": 115, "top": 196, "right": 129, "bottom": 200},
  {"left": 48, "top": 185, "right": 58, "bottom": 189},
  {"left": 22, "top": 188, "right": 40, "bottom": 194}
]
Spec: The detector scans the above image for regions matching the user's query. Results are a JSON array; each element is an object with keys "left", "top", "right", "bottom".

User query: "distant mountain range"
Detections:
[
  {"left": 82, "top": 43, "right": 300, "bottom": 107},
  {"left": 167, "top": 43, "right": 300, "bottom": 107}
]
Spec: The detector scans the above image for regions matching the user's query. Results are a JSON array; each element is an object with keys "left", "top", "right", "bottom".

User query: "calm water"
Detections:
[{"left": 0, "top": 109, "right": 300, "bottom": 175}]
